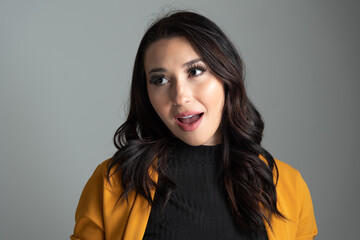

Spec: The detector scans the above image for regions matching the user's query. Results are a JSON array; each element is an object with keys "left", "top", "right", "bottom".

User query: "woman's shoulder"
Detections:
[
  {"left": 274, "top": 158, "right": 298, "bottom": 175},
  {"left": 96, "top": 158, "right": 123, "bottom": 188},
  {"left": 93, "top": 158, "right": 119, "bottom": 180},
  {"left": 98, "top": 158, "right": 111, "bottom": 174},
  {"left": 273, "top": 158, "right": 306, "bottom": 196},
  {"left": 74, "top": 158, "right": 123, "bottom": 211}
]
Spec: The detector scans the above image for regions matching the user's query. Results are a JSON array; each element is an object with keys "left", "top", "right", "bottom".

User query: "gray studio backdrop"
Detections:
[{"left": 1, "top": 0, "right": 359, "bottom": 239}]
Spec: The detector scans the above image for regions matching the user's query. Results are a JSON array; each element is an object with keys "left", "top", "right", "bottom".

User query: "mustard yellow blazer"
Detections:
[{"left": 70, "top": 159, "right": 317, "bottom": 240}]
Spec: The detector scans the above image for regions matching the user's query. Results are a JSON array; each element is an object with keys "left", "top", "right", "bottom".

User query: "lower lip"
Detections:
[{"left": 175, "top": 114, "right": 203, "bottom": 132}]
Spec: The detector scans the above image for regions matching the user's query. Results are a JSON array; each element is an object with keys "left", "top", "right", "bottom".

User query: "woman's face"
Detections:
[{"left": 144, "top": 37, "right": 225, "bottom": 146}]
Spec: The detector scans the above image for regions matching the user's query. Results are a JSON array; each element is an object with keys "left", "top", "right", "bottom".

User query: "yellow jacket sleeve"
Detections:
[
  {"left": 266, "top": 160, "right": 318, "bottom": 240},
  {"left": 70, "top": 164, "right": 105, "bottom": 240},
  {"left": 295, "top": 172, "right": 318, "bottom": 239}
]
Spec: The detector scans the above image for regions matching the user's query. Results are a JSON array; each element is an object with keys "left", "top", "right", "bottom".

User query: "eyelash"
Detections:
[
  {"left": 149, "top": 63, "right": 208, "bottom": 86},
  {"left": 187, "top": 63, "right": 207, "bottom": 77}
]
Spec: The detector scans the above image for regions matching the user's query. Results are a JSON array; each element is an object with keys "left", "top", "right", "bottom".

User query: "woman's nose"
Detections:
[{"left": 171, "top": 78, "right": 191, "bottom": 106}]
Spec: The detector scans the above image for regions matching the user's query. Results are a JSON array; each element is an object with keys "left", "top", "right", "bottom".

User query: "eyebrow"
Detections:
[
  {"left": 148, "top": 58, "right": 203, "bottom": 75},
  {"left": 183, "top": 58, "right": 202, "bottom": 68}
]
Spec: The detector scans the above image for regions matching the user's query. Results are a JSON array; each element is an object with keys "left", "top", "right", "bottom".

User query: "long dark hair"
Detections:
[{"left": 107, "top": 10, "right": 285, "bottom": 233}]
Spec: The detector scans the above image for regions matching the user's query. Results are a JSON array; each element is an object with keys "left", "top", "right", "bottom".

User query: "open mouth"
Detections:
[
  {"left": 177, "top": 113, "right": 204, "bottom": 124},
  {"left": 175, "top": 112, "right": 204, "bottom": 132}
]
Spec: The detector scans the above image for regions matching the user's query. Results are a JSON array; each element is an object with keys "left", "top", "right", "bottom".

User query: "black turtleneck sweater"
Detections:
[{"left": 143, "top": 140, "right": 268, "bottom": 240}]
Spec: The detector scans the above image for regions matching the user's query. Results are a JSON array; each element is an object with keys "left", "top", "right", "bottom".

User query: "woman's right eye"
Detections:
[{"left": 150, "top": 76, "right": 169, "bottom": 86}]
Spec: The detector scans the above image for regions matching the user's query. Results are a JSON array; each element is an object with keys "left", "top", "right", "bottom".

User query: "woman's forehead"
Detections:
[{"left": 144, "top": 37, "right": 203, "bottom": 77}]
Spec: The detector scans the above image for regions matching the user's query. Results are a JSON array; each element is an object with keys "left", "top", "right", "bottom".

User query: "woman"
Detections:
[{"left": 71, "top": 11, "right": 317, "bottom": 240}]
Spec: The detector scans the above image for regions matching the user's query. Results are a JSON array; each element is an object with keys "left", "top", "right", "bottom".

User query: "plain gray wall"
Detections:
[{"left": 1, "top": 0, "right": 359, "bottom": 239}]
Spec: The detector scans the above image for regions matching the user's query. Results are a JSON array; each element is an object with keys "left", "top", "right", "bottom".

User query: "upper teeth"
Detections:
[{"left": 181, "top": 114, "right": 195, "bottom": 119}]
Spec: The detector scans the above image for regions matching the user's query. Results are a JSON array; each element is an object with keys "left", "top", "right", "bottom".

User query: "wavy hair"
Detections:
[{"left": 107, "top": 10, "right": 285, "bottom": 234}]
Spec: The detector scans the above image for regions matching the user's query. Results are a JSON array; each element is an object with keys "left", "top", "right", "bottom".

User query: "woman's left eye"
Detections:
[
  {"left": 188, "top": 66, "right": 207, "bottom": 77},
  {"left": 189, "top": 68, "right": 203, "bottom": 76}
]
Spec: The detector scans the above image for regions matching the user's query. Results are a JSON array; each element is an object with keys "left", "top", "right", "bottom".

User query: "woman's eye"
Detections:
[
  {"left": 189, "top": 68, "right": 203, "bottom": 77},
  {"left": 188, "top": 64, "right": 207, "bottom": 77},
  {"left": 150, "top": 76, "right": 169, "bottom": 86}
]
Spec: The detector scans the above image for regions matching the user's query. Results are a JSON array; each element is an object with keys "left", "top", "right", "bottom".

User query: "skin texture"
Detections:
[{"left": 144, "top": 37, "right": 225, "bottom": 146}]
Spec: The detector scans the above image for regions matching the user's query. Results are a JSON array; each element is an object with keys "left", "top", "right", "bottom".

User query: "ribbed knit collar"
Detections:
[{"left": 170, "top": 139, "right": 222, "bottom": 163}]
